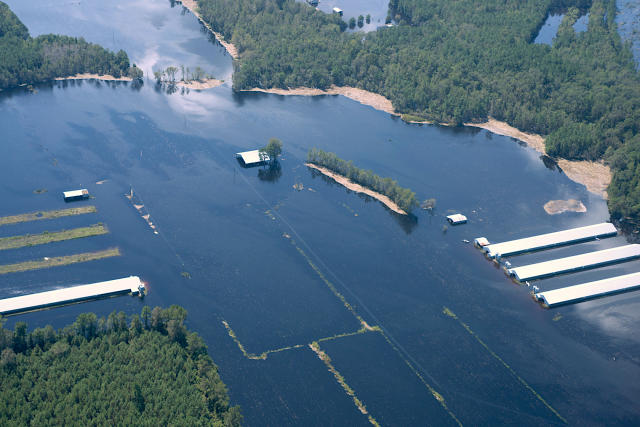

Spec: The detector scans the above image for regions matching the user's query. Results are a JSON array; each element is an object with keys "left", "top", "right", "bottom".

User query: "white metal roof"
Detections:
[
  {"left": 536, "top": 272, "right": 640, "bottom": 307},
  {"left": 485, "top": 223, "right": 617, "bottom": 258},
  {"left": 447, "top": 214, "right": 467, "bottom": 224},
  {"left": 333, "top": 7, "right": 343, "bottom": 13},
  {"left": 63, "top": 189, "right": 89, "bottom": 198},
  {"left": 236, "top": 150, "right": 269, "bottom": 165},
  {"left": 509, "top": 244, "right": 640, "bottom": 281},
  {"left": 474, "top": 237, "right": 490, "bottom": 247},
  {"left": 0, "top": 276, "right": 143, "bottom": 315}
]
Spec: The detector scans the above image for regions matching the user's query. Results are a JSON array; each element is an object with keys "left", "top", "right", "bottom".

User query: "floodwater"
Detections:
[
  {"left": 297, "top": 0, "right": 390, "bottom": 32},
  {"left": 534, "top": 13, "right": 564, "bottom": 45},
  {"left": 617, "top": 0, "right": 640, "bottom": 66},
  {"left": 573, "top": 13, "right": 589, "bottom": 33},
  {"left": 2, "top": 0, "right": 640, "bottom": 425}
]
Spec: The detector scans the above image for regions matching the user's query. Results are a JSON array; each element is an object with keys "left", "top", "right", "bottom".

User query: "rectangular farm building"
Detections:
[
  {"left": 535, "top": 272, "right": 640, "bottom": 307},
  {"left": 508, "top": 244, "right": 640, "bottom": 281},
  {"left": 484, "top": 223, "right": 617, "bottom": 259},
  {"left": 0, "top": 276, "right": 144, "bottom": 315}
]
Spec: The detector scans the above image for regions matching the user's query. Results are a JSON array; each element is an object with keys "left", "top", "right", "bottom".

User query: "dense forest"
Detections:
[
  {"left": 0, "top": 2, "right": 141, "bottom": 90},
  {"left": 307, "top": 148, "right": 418, "bottom": 212},
  {"left": 195, "top": 0, "right": 640, "bottom": 223},
  {"left": 0, "top": 306, "right": 241, "bottom": 426}
]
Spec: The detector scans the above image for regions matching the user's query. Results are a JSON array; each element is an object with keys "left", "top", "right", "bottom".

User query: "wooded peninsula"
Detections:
[
  {"left": 0, "top": 2, "right": 141, "bottom": 90},
  {"left": 307, "top": 148, "right": 418, "bottom": 213},
  {"left": 195, "top": 0, "right": 640, "bottom": 225},
  {"left": 0, "top": 306, "right": 241, "bottom": 426}
]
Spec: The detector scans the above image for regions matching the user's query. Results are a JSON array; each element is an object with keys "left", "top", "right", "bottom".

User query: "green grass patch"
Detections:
[
  {"left": 0, "top": 248, "right": 120, "bottom": 275},
  {"left": 0, "top": 206, "right": 97, "bottom": 226},
  {"left": 401, "top": 114, "right": 429, "bottom": 123},
  {"left": 0, "top": 224, "right": 108, "bottom": 251}
]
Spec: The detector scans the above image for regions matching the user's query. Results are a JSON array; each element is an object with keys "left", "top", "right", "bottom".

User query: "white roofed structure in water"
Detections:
[
  {"left": 508, "top": 244, "right": 640, "bottom": 281},
  {"left": 236, "top": 150, "right": 270, "bottom": 166},
  {"left": 484, "top": 223, "right": 617, "bottom": 259},
  {"left": 63, "top": 189, "right": 89, "bottom": 200},
  {"left": 0, "top": 276, "right": 144, "bottom": 315},
  {"left": 535, "top": 272, "right": 640, "bottom": 307},
  {"left": 446, "top": 214, "right": 467, "bottom": 225}
]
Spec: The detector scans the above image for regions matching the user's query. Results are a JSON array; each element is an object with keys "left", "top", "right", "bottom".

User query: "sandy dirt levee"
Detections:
[
  {"left": 465, "top": 118, "right": 546, "bottom": 154},
  {"left": 55, "top": 73, "right": 132, "bottom": 82},
  {"left": 177, "top": 78, "right": 224, "bottom": 90},
  {"left": 247, "top": 86, "right": 395, "bottom": 115},
  {"left": 557, "top": 159, "right": 611, "bottom": 199},
  {"left": 306, "top": 163, "right": 407, "bottom": 215}
]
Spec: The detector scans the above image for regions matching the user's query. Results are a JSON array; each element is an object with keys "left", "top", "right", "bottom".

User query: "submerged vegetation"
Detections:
[
  {"left": 195, "top": 0, "right": 640, "bottom": 223},
  {"left": 0, "top": 206, "right": 97, "bottom": 227},
  {"left": 0, "top": 248, "right": 120, "bottom": 275},
  {"left": 0, "top": 1, "right": 140, "bottom": 90},
  {"left": 0, "top": 306, "right": 242, "bottom": 425},
  {"left": 0, "top": 224, "right": 108, "bottom": 251},
  {"left": 307, "top": 148, "right": 418, "bottom": 212}
]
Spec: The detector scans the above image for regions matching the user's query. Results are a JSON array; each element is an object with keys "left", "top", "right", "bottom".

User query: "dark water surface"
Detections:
[{"left": 2, "top": 1, "right": 640, "bottom": 425}]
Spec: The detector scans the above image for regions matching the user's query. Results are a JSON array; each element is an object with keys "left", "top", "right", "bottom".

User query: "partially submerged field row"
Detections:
[
  {"left": 0, "top": 206, "right": 97, "bottom": 226},
  {"left": 0, "top": 224, "right": 108, "bottom": 250},
  {"left": 0, "top": 248, "right": 120, "bottom": 275}
]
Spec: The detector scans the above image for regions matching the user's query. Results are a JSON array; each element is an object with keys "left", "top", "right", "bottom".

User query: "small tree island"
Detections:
[
  {"left": 306, "top": 148, "right": 418, "bottom": 214},
  {"left": 0, "top": 306, "right": 241, "bottom": 426},
  {"left": 260, "top": 138, "right": 283, "bottom": 165}
]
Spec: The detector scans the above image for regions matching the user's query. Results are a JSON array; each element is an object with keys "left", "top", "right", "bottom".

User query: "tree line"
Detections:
[
  {"left": 194, "top": 0, "right": 640, "bottom": 223},
  {"left": 0, "top": 306, "right": 242, "bottom": 426},
  {"left": 307, "top": 148, "right": 418, "bottom": 212},
  {"left": 0, "top": 1, "right": 141, "bottom": 90}
]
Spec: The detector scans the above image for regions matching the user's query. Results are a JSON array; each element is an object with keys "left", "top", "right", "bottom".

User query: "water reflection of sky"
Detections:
[
  {"left": 534, "top": 13, "right": 564, "bottom": 45},
  {"left": 2, "top": 0, "right": 640, "bottom": 424}
]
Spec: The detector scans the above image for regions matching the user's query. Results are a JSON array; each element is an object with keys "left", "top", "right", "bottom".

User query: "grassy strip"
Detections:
[
  {"left": 309, "top": 342, "right": 380, "bottom": 426},
  {"left": 0, "top": 248, "right": 120, "bottom": 275},
  {"left": 0, "top": 206, "right": 97, "bottom": 226},
  {"left": 222, "top": 318, "right": 373, "bottom": 361},
  {"left": 0, "top": 224, "right": 108, "bottom": 251},
  {"left": 442, "top": 307, "right": 567, "bottom": 424}
]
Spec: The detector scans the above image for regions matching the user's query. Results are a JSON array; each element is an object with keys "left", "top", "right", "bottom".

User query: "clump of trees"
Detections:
[
  {"left": 260, "top": 138, "right": 283, "bottom": 164},
  {"left": 153, "top": 64, "right": 213, "bottom": 84},
  {"left": 0, "top": 2, "right": 140, "bottom": 90},
  {"left": 196, "top": 0, "right": 640, "bottom": 223},
  {"left": 307, "top": 148, "right": 418, "bottom": 212},
  {"left": 0, "top": 306, "right": 241, "bottom": 426}
]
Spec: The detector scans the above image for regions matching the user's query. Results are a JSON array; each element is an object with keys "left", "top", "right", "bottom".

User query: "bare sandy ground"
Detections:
[
  {"left": 177, "top": 78, "right": 224, "bottom": 90},
  {"left": 54, "top": 73, "right": 132, "bottom": 82},
  {"left": 247, "top": 86, "right": 395, "bottom": 115},
  {"left": 306, "top": 163, "right": 407, "bottom": 215},
  {"left": 179, "top": 0, "right": 239, "bottom": 59},
  {"left": 544, "top": 199, "right": 587, "bottom": 215},
  {"left": 465, "top": 118, "right": 546, "bottom": 154}
]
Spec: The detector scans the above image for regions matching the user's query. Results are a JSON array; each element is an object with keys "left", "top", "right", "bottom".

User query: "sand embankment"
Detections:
[
  {"left": 306, "top": 163, "right": 407, "bottom": 215},
  {"left": 247, "top": 88, "right": 611, "bottom": 198},
  {"left": 246, "top": 86, "right": 395, "bottom": 115},
  {"left": 179, "top": 0, "right": 239, "bottom": 59},
  {"left": 544, "top": 199, "right": 587, "bottom": 215},
  {"left": 54, "top": 73, "right": 132, "bottom": 82},
  {"left": 465, "top": 119, "right": 546, "bottom": 154},
  {"left": 177, "top": 78, "right": 224, "bottom": 90}
]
